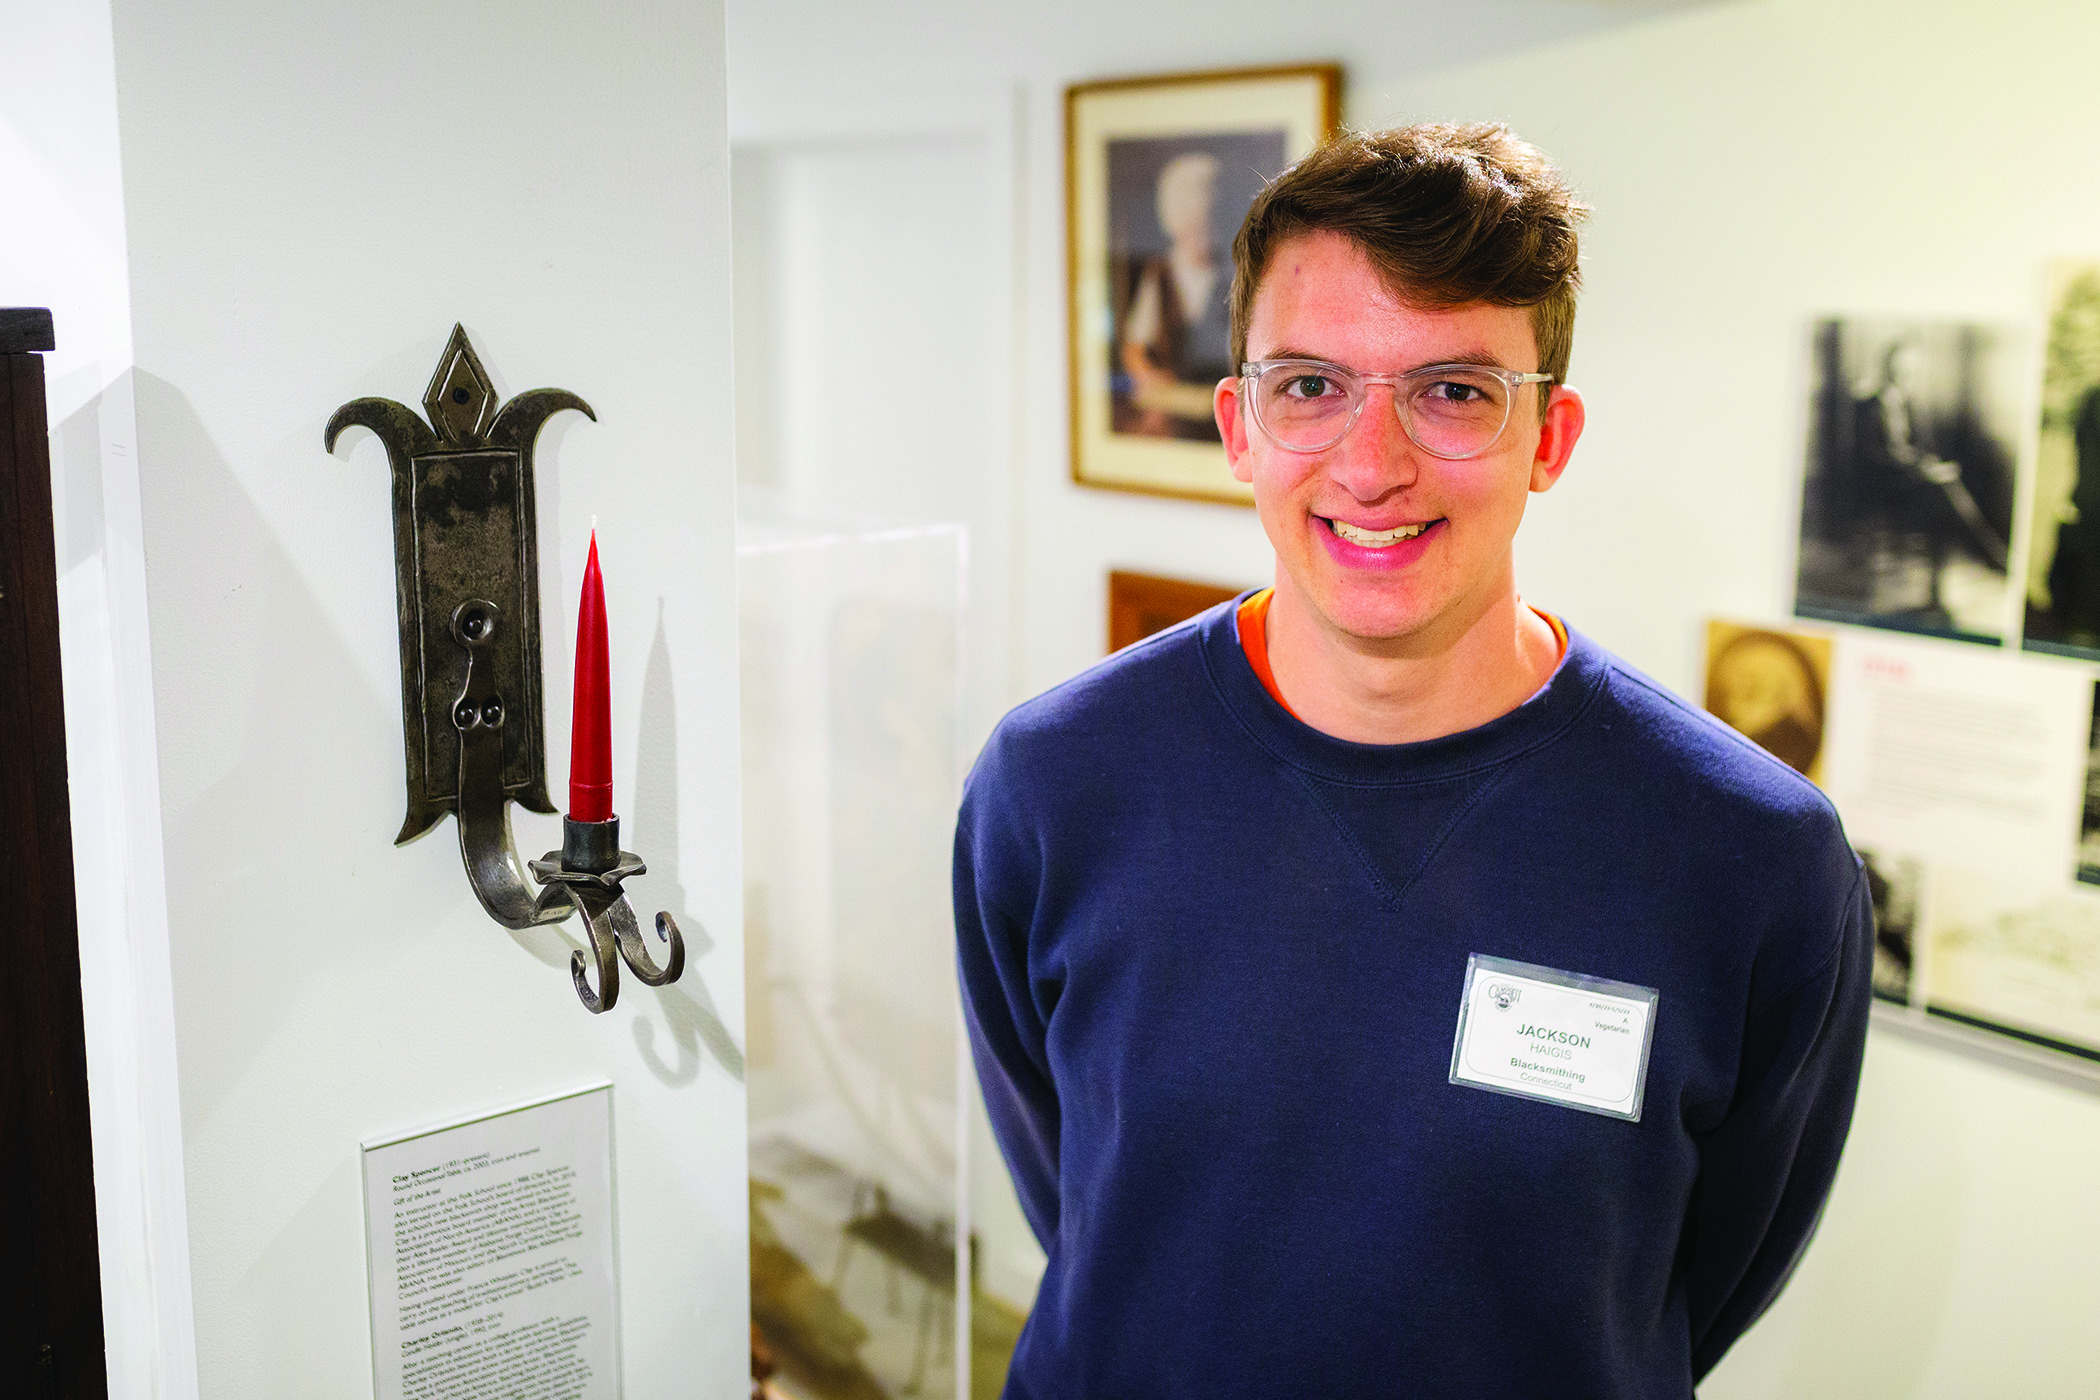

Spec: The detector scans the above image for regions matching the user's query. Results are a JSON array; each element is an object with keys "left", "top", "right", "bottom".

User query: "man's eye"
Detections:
[
  {"left": 1424, "top": 379, "right": 1486, "bottom": 403},
  {"left": 1286, "top": 374, "right": 1335, "bottom": 398}
]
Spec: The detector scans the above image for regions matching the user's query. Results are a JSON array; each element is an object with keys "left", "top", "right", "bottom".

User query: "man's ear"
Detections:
[
  {"left": 1216, "top": 377, "right": 1254, "bottom": 483},
  {"left": 1530, "top": 385, "right": 1584, "bottom": 493}
]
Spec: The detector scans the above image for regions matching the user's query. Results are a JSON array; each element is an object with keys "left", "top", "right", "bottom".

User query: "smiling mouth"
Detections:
[{"left": 1325, "top": 517, "right": 1440, "bottom": 547}]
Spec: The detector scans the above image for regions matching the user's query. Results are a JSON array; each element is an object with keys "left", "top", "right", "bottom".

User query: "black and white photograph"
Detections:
[
  {"left": 2023, "top": 262, "right": 2100, "bottom": 658},
  {"left": 1860, "top": 847, "right": 1925, "bottom": 1005},
  {"left": 1927, "top": 869, "right": 2100, "bottom": 1060},
  {"left": 1794, "top": 318, "right": 2020, "bottom": 645},
  {"left": 2078, "top": 680, "right": 2100, "bottom": 887}
]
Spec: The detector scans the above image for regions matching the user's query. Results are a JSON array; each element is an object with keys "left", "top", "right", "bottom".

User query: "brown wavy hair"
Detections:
[{"left": 1230, "top": 123, "right": 1589, "bottom": 399}]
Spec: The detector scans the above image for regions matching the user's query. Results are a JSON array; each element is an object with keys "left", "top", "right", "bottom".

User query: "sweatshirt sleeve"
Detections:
[
  {"left": 953, "top": 747, "right": 1062, "bottom": 1249},
  {"left": 1686, "top": 855, "right": 1874, "bottom": 1379}
]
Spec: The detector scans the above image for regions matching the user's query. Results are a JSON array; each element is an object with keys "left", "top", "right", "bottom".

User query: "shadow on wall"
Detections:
[
  {"left": 496, "top": 597, "right": 744, "bottom": 1078},
  {"left": 134, "top": 369, "right": 420, "bottom": 1132},
  {"left": 49, "top": 373, "right": 110, "bottom": 575},
  {"left": 630, "top": 601, "right": 744, "bottom": 1084}
]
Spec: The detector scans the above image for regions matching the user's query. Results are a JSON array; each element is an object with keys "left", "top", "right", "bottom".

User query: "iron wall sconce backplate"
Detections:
[{"left": 326, "top": 326, "right": 683, "bottom": 1013}]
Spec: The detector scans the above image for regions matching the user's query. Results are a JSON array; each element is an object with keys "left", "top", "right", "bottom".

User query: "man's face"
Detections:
[{"left": 1216, "top": 230, "right": 1583, "bottom": 650}]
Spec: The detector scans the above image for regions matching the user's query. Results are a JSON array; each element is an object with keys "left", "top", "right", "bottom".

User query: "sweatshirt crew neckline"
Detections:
[{"left": 1205, "top": 590, "right": 1609, "bottom": 786}]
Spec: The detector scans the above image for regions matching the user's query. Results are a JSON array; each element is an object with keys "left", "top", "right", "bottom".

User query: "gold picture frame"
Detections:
[{"left": 1066, "top": 64, "right": 1341, "bottom": 506}]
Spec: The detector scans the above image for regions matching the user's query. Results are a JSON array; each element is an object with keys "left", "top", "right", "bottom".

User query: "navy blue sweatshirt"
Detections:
[{"left": 955, "top": 601, "right": 1872, "bottom": 1399}]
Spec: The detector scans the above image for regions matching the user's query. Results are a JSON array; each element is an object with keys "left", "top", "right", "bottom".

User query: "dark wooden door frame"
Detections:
[{"left": 1, "top": 307, "right": 109, "bottom": 1398}]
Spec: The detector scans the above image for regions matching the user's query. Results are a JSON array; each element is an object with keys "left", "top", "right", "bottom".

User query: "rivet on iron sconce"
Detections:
[{"left": 326, "top": 325, "right": 684, "bottom": 1013}]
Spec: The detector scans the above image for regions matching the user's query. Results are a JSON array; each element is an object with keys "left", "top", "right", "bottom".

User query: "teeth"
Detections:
[{"left": 1329, "top": 519, "right": 1428, "bottom": 547}]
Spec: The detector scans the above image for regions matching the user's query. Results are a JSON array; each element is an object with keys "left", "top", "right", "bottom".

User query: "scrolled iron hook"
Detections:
[
  {"left": 528, "top": 833, "right": 683, "bottom": 1013},
  {"left": 618, "top": 909, "right": 686, "bottom": 988},
  {"left": 566, "top": 887, "right": 624, "bottom": 1015}
]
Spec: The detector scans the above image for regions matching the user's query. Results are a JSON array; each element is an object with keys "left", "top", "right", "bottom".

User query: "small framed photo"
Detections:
[
  {"left": 1701, "top": 618, "right": 1835, "bottom": 784},
  {"left": 1066, "top": 64, "right": 1341, "bottom": 505}
]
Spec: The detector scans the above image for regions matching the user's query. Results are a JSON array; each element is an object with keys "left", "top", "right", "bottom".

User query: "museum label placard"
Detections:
[{"left": 362, "top": 1084, "right": 618, "bottom": 1400}]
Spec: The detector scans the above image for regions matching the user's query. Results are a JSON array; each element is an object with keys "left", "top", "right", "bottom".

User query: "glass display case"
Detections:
[{"left": 740, "top": 505, "right": 986, "bottom": 1399}]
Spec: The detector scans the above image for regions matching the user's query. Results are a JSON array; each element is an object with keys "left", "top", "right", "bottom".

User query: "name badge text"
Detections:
[{"left": 1448, "top": 954, "right": 1659, "bottom": 1121}]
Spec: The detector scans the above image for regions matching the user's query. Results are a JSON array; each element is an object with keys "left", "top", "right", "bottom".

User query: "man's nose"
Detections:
[{"left": 1329, "top": 383, "right": 1420, "bottom": 499}]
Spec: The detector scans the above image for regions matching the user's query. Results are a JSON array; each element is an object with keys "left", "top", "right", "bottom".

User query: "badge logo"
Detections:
[{"left": 1489, "top": 983, "right": 1521, "bottom": 1010}]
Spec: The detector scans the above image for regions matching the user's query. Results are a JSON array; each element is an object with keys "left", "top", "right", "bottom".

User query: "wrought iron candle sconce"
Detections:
[{"left": 326, "top": 326, "right": 683, "bottom": 1013}]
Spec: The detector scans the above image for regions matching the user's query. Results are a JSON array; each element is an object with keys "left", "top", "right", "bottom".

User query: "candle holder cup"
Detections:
[
  {"left": 530, "top": 816, "right": 685, "bottom": 1015},
  {"left": 327, "top": 325, "right": 687, "bottom": 1013}
]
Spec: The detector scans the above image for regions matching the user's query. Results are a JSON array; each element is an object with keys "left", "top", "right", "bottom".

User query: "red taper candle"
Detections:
[{"left": 568, "top": 530, "right": 614, "bottom": 822}]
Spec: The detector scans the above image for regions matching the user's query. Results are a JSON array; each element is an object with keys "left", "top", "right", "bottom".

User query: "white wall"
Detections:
[
  {"left": 727, "top": 0, "right": 2100, "bottom": 1393},
  {"left": 731, "top": 124, "right": 1014, "bottom": 755},
  {"left": 79, "top": 0, "right": 747, "bottom": 1394}
]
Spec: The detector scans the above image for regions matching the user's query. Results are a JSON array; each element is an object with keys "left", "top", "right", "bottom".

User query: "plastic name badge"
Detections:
[{"left": 1448, "top": 954, "right": 1660, "bottom": 1122}]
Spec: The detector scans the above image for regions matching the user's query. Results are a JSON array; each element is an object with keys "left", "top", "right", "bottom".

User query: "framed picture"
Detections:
[
  {"left": 1700, "top": 618, "right": 1834, "bottom": 784},
  {"left": 1792, "top": 317, "right": 2021, "bottom": 646},
  {"left": 2023, "top": 260, "right": 2100, "bottom": 659},
  {"left": 1106, "top": 569, "right": 1249, "bottom": 653},
  {"left": 1066, "top": 64, "right": 1341, "bottom": 505}
]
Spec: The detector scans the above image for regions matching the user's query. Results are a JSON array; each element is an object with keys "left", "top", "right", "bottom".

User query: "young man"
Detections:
[{"left": 956, "top": 124, "right": 1870, "bottom": 1398}]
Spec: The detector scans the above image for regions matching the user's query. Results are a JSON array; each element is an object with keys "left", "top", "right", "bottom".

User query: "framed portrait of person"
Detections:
[
  {"left": 1066, "top": 64, "right": 1341, "bottom": 505},
  {"left": 1792, "top": 317, "right": 2022, "bottom": 646},
  {"left": 2022, "top": 260, "right": 2100, "bottom": 660},
  {"left": 1701, "top": 618, "right": 1835, "bottom": 785}
]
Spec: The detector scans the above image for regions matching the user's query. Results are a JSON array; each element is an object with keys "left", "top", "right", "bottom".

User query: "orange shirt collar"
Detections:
[{"left": 1235, "top": 588, "right": 1567, "bottom": 720}]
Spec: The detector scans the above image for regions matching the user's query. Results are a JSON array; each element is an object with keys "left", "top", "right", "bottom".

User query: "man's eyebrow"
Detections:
[
  {"left": 1258, "top": 346, "right": 1341, "bottom": 364},
  {"left": 1434, "top": 348, "right": 1515, "bottom": 370},
  {"left": 1257, "top": 347, "right": 1521, "bottom": 371}
]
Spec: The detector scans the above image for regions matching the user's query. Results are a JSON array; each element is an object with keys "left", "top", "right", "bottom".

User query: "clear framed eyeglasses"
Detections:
[{"left": 1240, "top": 359, "right": 1555, "bottom": 459}]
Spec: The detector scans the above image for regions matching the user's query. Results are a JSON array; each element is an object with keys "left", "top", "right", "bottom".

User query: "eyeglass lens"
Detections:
[{"left": 1250, "top": 364, "right": 1518, "bottom": 458}]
